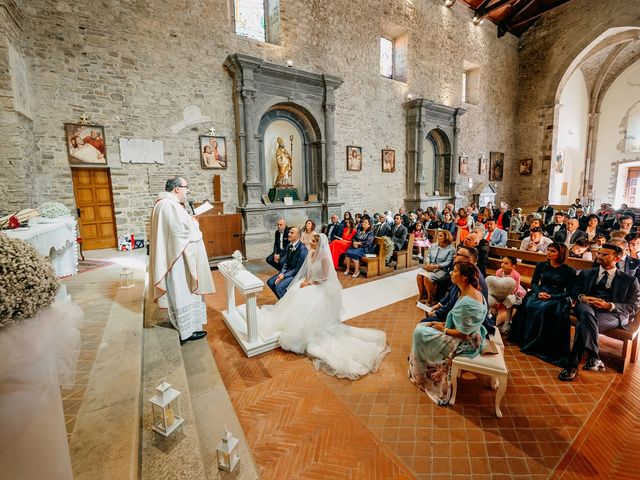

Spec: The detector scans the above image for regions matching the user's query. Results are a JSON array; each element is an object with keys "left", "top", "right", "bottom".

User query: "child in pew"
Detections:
[{"left": 491, "top": 256, "right": 526, "bottom": 333}]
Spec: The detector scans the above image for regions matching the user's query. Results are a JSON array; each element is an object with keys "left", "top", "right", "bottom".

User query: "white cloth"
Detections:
[
  {"left": 0, "top": 301, "right": 82, "bottom": 480},
  {"left": 149, "top": 192, "right": 215, "bottom": 339},
  {"left": 259, "top": 234, "right": 390, "bottom": 380}
]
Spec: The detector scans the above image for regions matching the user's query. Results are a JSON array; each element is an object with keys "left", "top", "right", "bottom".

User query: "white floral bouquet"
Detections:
[
  {"left": 0, "top": 234, "right": 59, "bottom": 328},
  {"left": 38, "top": 202, "right": 71, "bottom": 219}
]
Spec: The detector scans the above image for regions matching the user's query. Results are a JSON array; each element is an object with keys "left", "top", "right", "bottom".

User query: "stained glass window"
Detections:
[
  {"left": 380, "top": 37, "right": 393, "bottom": 79},
  {"left": 235, "top": 0, "right": 266, "bottom": 42}
]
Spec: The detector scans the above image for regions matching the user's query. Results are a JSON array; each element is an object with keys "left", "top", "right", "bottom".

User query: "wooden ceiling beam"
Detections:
[{"left": 499, "top": 0, "right": 574, "bottom": 37}]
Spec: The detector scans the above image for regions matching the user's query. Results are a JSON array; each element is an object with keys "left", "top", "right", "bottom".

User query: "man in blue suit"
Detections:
[
  {"left": 483, "top": 218, "right": 508, "bottom": 247},
  {"left": 266, "top": 227, "right": 308, "bottom": 299}
]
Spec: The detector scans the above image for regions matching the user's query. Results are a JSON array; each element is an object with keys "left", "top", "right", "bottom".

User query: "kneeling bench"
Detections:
[{"left": 450, "top": 332, "right": 508, "bottom": 418}]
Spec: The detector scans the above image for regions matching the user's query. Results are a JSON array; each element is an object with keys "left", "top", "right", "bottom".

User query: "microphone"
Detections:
[{"left": 188, "top": 201, "right": 196, "bottom": 215}]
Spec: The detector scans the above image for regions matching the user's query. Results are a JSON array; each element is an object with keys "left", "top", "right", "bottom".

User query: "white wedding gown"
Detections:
[{"left": 260, "top": 234, "right": 390, "bottom": 380}]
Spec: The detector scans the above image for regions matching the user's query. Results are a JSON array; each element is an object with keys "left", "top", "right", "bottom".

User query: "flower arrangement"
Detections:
[
  {"left": 0, "top": 234, "right": 59, "bottom": 328},
  {"left": 38, "top": 202, "right": 71, "bottom": 219}
]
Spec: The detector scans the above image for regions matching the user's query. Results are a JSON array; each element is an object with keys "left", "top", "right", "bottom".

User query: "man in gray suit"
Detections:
[
  {"left": 559, "top": 243, "right": 640, "bottom": 381},
  {"left": 483, "top": 218, "right": 508, "bottom": 247},
  {"left": 553, "top": 218, "right": 587, "bottom": 246},
  {"left": 387, "top": 214, "right": 408, "bottom": 251}
]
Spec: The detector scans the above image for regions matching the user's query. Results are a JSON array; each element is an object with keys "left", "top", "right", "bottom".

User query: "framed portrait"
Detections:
[
  {"left": 346, "top": 146, "right": 362, "bottom": 171},
  {"left": 459, "top": 156, "right": 468, "bottom": 175},
  {"left": 489, "top": 151, "right": 504, "bottom": 181},
  {"left": 479, "top": 156, "right": 488, "bottom": 175},
  {"left": 519, "top": 158, "right": 533, "bottom": 176},
  {"left": 200, "top": 135, "right": 227, "bottom": 169},
  {"left": 64, "top": 123, "right": 107, "bottom": 166},
  {"left": 555, "top": 150, "right": 565, "bottom": 173},
  {"left": 382, "top": 149, "right": 395, "bottom": 173}
]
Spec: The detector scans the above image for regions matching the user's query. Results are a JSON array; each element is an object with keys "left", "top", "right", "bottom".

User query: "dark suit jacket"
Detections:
[
  {"left": 553, "top": 229, "right": 588, "bottom": 244},
  {"left": 496, "top": 210, "right": 511, "bottom": 229},
  {"left": 325, "top": 222, "right": 343, "bottom": 242},
  {"left": 538, "top": 205, "right": 555, "bottom": 224},
  {"left": 280, "top": 242, "right": 308, "bottom": 280},
  {"left": 572, "top": 267, "right": 640, "bottom": 327},
  {"left": 545, "top": 223, "right": 565, "bottom": 238},
  {"left": 577, "top": 215, "right": 589, "bottom": 231},
  {"left": 476, "top": 239, "right": 490, "bottom": 277},
  {"left": 618, "top": 256, "right": 640, "bottom": 281},
  {"left": 272, "top": 227, "right": 290, "bottom": 256},
  {"left": 388, "top": 223, "right": 408, "bottom": 250},
  {"left": 373, "top": 222, "right": 390, "bottom": 237}
]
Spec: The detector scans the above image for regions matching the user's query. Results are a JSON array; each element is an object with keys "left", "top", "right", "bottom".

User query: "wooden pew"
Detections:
[
  {"left": 359, "top": 237, "right": 390, "bottom": 278},
  {"left": 506, "top": 239, "right": 521, "bottom": 249},
  {"left": 394, "top": 234, "right": 415, "bottom": 270},
  {"left": 486, "top": 246, "right": 638, "bottom": 373}
]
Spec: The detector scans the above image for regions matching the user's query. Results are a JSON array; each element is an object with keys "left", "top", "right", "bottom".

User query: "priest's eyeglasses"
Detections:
[{"left": 177, "top": 185, "right": 189, "bottom": 190}]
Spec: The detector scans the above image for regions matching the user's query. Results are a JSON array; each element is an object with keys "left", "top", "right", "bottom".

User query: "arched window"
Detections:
[{"left": 625, "top": 101, "right": 640, "bottom": 153}]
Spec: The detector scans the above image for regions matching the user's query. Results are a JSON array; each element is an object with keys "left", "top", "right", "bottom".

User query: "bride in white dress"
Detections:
[{"left": 260, "top": 233, "right": 390, "bottom": 380}]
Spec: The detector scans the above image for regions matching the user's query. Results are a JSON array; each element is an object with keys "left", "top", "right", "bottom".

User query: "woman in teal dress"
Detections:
[{"left": 408, "top": 262, "right": 487, "bottom": 405}]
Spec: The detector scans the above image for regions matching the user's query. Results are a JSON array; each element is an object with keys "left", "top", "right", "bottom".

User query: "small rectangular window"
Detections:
[
  {"left": 235, "top": 0, "right": 266, "bottom": 42},
  {"left": 462, "top": 71, "right": 468, "bottom": 103},
  {"left": 380, "top": 37, "right": 393, "bottom": 79}
]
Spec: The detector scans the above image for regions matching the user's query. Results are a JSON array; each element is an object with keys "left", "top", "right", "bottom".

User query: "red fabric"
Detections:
[
  {"left": 457, "top": 218, "right": 470, "bottom": 242},
  {"left": 329, "top": 229, "right": 356, "bottom": 268},
  {"left": 497, "top": 212, "right": 504, "bottom": 230}
]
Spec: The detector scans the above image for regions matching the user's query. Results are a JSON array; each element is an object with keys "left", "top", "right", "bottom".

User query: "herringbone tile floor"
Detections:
[{"left": 205, "top": 261, "right": 628, "bottom": 480}]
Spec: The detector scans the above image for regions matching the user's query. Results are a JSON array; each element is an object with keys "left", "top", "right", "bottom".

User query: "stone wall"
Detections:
[
  {"left": 513, "top": 0, "right": 640, "bottom": 206},
  {"left": 0, "top": 0, "right": 518, "bottom": 248}
]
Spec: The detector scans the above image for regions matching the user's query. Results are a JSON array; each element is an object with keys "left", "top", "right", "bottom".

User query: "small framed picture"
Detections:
[
  {"left": 64, "top": 123, "right": 107, "bottom": 166},
  {"left": 346, "top": 146, "right": 362, "bottom": 171},
  {"left": 479, "top": 156, "right": 488, "bottom": 175},
  {"left": 382, "top": 149, "right": 395, "bottom": 173},
  {"left": 489, "top": 151, "right": 504, "bottom": 181},
  {"left": 459, "top": 156, "right": 468, "bottom": 175},
  {"left": 519, "top": 158, "right": 533, "bottom": 175},
  {"left": 200, "top": 135, "right": 227, "bottom": 169},
  {"left": 307, "top": 194, "right": 318, "bottom": 203},
  {"left": 555, "top": 150, "right": 565, "bottom": 173}
]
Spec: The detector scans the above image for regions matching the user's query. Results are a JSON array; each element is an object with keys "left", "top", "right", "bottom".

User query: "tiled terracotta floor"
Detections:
[{"left": 205, "top": 262, "right": 626, "bottom": 479}]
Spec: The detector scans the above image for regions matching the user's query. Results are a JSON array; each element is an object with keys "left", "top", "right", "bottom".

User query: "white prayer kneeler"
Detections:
[
  {"left": 218, "top": 264, "right": 278, "bottom": 358},
  {"left": 450, "top": 331, "right": 508, "bottom": 418}
]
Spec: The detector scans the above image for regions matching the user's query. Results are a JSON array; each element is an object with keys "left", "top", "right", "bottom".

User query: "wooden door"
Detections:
[{"left": 72, "top": 168, "right": 117, "bottom": 250}]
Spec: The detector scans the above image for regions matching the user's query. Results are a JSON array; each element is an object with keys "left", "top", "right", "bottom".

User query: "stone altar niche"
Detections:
[
  {"left": 404, "top": 99, "right": 466, "bottom": 211},
  {"left": 224, "top": 54, "right": 344, "bottom": 260}
]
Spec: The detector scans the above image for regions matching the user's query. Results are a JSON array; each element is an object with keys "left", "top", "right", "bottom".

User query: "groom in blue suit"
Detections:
[{"left": 267, "top": 226, "right": 308, "bottom": 299}]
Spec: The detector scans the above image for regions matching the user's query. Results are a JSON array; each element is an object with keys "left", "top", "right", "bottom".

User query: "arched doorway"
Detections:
[{"left": 425, "top": 128, "right": 452, "bottom": 197}]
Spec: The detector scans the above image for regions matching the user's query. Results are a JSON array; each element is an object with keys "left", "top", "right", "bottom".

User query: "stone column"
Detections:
[
  {"left": 241, "top": 86, "right": 262, "bottom": 207},
  {"left": 323, "top": 81, "right": 339, "bottom": 209},
  {"left": 582, "top": 111, "right": 600, "bottom": 200}
]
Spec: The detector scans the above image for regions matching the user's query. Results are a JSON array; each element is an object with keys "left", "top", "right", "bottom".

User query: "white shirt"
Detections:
[{"left": 278, "top": 230, "right": 285, "bottom": 250}]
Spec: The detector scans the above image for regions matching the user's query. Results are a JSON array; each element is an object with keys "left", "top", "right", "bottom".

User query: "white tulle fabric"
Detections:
[
  {"left": 260, "top": 233, "right": 390, "bottom": 380},
  {"left": 0, "top": 301, "right": 82, "bottom": 480}
]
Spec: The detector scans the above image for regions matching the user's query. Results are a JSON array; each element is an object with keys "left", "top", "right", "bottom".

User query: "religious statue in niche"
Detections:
[
  {"left": 274, "top": 136, "right": 293, "bottom": 186},
  {"left": 268, "top": 134, "right": 299, "bottom": 202}
]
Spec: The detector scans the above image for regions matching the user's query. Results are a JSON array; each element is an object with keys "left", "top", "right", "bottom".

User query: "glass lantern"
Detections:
[
  {"left": 148, "top": 381, "right": 183, "bottom": 437},
  {"left": 120, "top": 266, "right": 134, "bottom": 288},
  {"left": 216, "top": 426, "right": 240, "bottom": 472}
]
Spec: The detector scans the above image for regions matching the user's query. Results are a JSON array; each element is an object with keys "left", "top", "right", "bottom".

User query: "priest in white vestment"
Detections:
[{"left": 149, "top": 177, "right": 215, "bottom": 343}]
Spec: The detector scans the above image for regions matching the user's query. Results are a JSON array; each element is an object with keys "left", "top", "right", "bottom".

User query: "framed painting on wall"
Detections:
[
  {"left": 200, "top": 135, "right": 227, "bottom": 169},
  {"left": 489, "top": 151, "right": 504, "bottom": 181},
  {"left": 479, "top": 155, "right": 488, "bottom": 175},
  {"left": 382, "top": 149, "right": 395, "bottom": 173},
  {"left": 519, "top": 158, "right": 533, "bottom": 175},
  {"left": 555, "top": 150, "right": 565, "bottom": 173},
  {"left": 459, "top": 156, "right": 468, "bottom": 174},
  {"left": 346, "top": 146, "right": 362, "bottom": 171},
  {"left": 64, "top": 123, "right": 107, "bottom": 166}
]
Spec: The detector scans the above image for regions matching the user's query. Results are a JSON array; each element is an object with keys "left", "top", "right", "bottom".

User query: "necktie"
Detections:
[{"left": 597, "top": 271, "right": 609, "bottom": 289}]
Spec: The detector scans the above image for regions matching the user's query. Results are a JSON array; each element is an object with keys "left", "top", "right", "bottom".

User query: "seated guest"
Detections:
[
  {"left": 300, "top": 219, "right": 316, "bottom": 248},
  {"left": 266, "top": 218, "right": 290, "bottom": 270},
  {"left": 416, "top": 230, "right": 455, "bottom": 305},
  {"left": 521, "top": 227, "right": 552, "bottom": 253},
  {"left": 483, "top": 218, "right": 508, "bottom": 247},
  {"left": 266, "top": 227, "right": 308, "bottom": 299},
  {"left": 613, "top": 215, "right": 636, "bottom": 236},
  {"left": 354, "top": 213, "right": 363, "bottom": 231},
  {"left": 609, "top": 238, "right": 640, "bottom": 280},
  {"left": 399, "top": 207, "right": 410, "bottom": 227},
  {"left": 509, "top": 243, "right": 575, "bottom": 366},
  {"left": 412, "top": 221, "right": 430, "bottom": 260},
  {"left": 584, "top": 214, "right": 602, "bottom": 242},
  {"left": 509, "top": 207, "right": 524, "bottom": 234},
  {"left": 325, "top": 214, "right": 343, "bottom": 242},
  {"left": 340, "top": 211, "right": 354, "bottom": 229},
  {"left": 559, "top": 244, "right": 640, "bottom": 381},
  {"left": 409, "top": 262, "right": 487, "bottom": 406},
  {"left": 592, "top": 233, "right": 607, "bottom": 249},
  {"left": 520, "top": 217, "right": 544, "bottom": 240},
  {"left": 571, "top": 197, "right": 583, "bottom": 210},
  {"left": 575, "top": 207, "right": 589, "bottom": 231},
  {"left": 554, "top": 218, "right": 587, "bottom": 246},
  {"left": 329, "top": 218, "right": 357, "bottom": 268},
  {"left": 456, "top": 208, "right": 474, "bottom": 243},
  {"left": 407, "top": 212, "right": 418, "bottom": 233},
  {"left": 467, "top": 230, "right": 489, "bottom": 277},
  {"left": 492, "top": 256, "right": 526, "bottom": 332},
  {"left": 569, "top": 238, "right": 593, "bottom": 261},
  {"left": 387, "top": 214, "right": 408, "bottom": 252},
  {"left": 600, "top": 207, "right": 617, "bottom": 234},
  {"left": 545, "top": 212, "right": 566, "bottom": 238},
  {"left": 344, "top": 218, "right": 375, "bottom": 278},
  {"left": 372, "top": 215, "right": 390, "bottom": 237},
  {"left": 537, "top": 200, "right": 555, "bottom": 225},
  {"left": 439, "top": 212, "right": 456, "bottom": 234},
  {"left": 495, "top": 205, "right": 511, "bottom": 231},
  {"left": 627, "top": 234, "right": 640, "bottom": 259}
]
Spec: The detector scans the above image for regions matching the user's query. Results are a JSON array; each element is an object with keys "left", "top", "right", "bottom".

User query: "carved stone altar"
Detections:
[
  {"left": 404, "top": 99, "right": 466, "bottom": 211},
  {"left": 224, "top": 54, "right": 344, "bottom": 259}
]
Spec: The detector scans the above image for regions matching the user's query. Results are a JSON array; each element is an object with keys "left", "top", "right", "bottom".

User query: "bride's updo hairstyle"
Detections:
[{"left": 454, "top": 262, "right": 480, "bottom": 291}]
